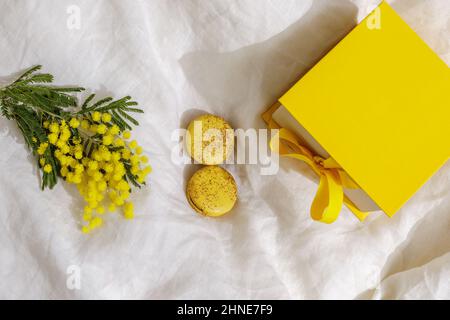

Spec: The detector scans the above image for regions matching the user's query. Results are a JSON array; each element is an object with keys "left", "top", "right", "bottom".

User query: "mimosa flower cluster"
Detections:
[
  {"left": 37, "top": 114, "right": 151, "bottom": 233},
  {"left": 0, "top": 66, "right": 150, "bottom": 234}
]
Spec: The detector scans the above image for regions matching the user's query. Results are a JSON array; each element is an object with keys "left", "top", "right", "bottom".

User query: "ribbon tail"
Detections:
[
  {"left": 343, "top": 198, "right": 370, "bottom": 222},
  {"left": 310, "top": 171, "right": 344, "bottom": 224}
]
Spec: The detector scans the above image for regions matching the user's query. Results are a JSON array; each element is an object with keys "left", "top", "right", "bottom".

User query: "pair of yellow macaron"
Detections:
[{"left": 185, "top": 114, "right": 237, "bottom": 217}]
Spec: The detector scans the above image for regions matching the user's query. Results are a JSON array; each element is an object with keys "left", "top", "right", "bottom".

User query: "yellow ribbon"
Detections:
[{"left": 269, "top": 128, "right": 369, "bottom": 223}]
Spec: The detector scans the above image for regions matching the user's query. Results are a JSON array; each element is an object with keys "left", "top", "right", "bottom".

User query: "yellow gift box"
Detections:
[{"left": 263, "top": 1, "right": 450, "bottom": 223}]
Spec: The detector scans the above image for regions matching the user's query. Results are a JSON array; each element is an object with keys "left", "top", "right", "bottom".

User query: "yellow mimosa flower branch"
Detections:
[{"left": 0, "top": 66, "right": 151, "bottom": 233}]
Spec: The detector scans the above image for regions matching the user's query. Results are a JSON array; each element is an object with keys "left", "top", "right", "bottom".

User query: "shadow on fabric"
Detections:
[{"left": 179, "top": 0, "right": 358, "bottom": 130}]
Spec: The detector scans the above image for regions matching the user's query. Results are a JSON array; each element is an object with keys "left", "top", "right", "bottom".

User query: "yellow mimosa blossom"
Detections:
[
  {"left": 60, "top": 166, "right": 68, "bottom": 177},
  {"left": 88, "top": 160, "right": 98, "bottom": 171},
  {"left": 61, "top": 144, "right": 70, "bottom": 154},
  {"left": 60, "top": 128, "right": 71, "bottom": 142},
  {"left": 37, "top": 142, "right": 48, "bottom": 155},
  {"left": 97, "top": 124, "right": 107, "bottom": 135},
  {"left": 72, "top": 175, "right": 82, "bottom": 184},
  {"left": 143, "top": 166, "right": 152, "bottom": 175},
  {"left": 92, "top": 151, "right": 102, "bottom": 161},
  {"left": 129, "top": 140, "right": 138, "bottom": 149},
  {"left": 97, "top": 180, "right": 107, "bottom": 191},
  {"left": 109, "top": 125, "right": 120, "bottom": 135},
  {"left": 102, "top": 135, "right": 113, "bottom": 146},
  {"left": 75, "top": 164, "right": 84, "bottom": 173},
  {"left": 93, "top": 171, "right": 103, "bottom": 182},
  {"left": 69, "top": 118, "right": 80, "bottom": 128},
  {"left": 122, "top": 131, "right": 131, "bottom": 139},
  {"left": 101, "top": 150, "right": 111, "bottom": 161},
  {"left": 136, "top": 176, "right": 145, "bottom": 184},
  {"left": 56, "top": 140, "right": 65, "bottom": 149},
  {"left": 103, "top": 163, "right": 114, "bottom": 173},
  {"left": 48, "top": 133, "right": 58, "bottom": 145},
  {"left": 101, "top": 113, "right": 112, "bottom": 123},
  {"left": 92, "top": 111, "right": 101, "bottom": 122},
  {"left": 121, "top": 149, "right": 131, "bottom": 160},
  {"left": 114, "top": 197, "right": 124, "bottom": 206},
  {"left": 111, "top": 152, "right": 121, "bottom": 162},
  {"left": 140, "top": 155, "right": 148, "bottom": 163},
  {"left": 130, "top": 155, "right": 140, "bottom": 165},
  {"left": 130, "top": 165, "right": 139, "bottom": 175},
  {"left": 49, "top": 123, "right": 59, "bottom": 134},
  {"left": 113, "top": 138, "right": 125, "bottom": 147}
]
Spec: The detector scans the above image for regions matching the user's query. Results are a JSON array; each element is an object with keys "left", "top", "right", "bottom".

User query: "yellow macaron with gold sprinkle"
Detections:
[
  {"left": 185, "top": 114, "right": 234, "bottom": 165},
  {"left": 186, "top": 166, "right": 237, "bottom": 217}
]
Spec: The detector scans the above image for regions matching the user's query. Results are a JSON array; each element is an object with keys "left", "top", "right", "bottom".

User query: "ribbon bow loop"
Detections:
[{"left": 270, "top": 128, "right": 368, "bottom": 223}]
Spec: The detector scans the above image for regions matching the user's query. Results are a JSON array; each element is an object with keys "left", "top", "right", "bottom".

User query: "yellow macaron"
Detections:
[
  {"left": 186, "top": 166, "right": 237, "bottom": 217},
  {"left": 185, "top": 114, "right": 234, "bottom": 165}
]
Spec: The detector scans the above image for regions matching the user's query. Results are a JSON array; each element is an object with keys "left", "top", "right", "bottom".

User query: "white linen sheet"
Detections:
[{"left": 0, "top": 0, "right": 448, "bottom": 299}]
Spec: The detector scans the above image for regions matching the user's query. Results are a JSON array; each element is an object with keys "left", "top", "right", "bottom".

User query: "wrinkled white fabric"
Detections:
[{"left": 0, "top": 0, "right": 448, "bottom": 299}]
